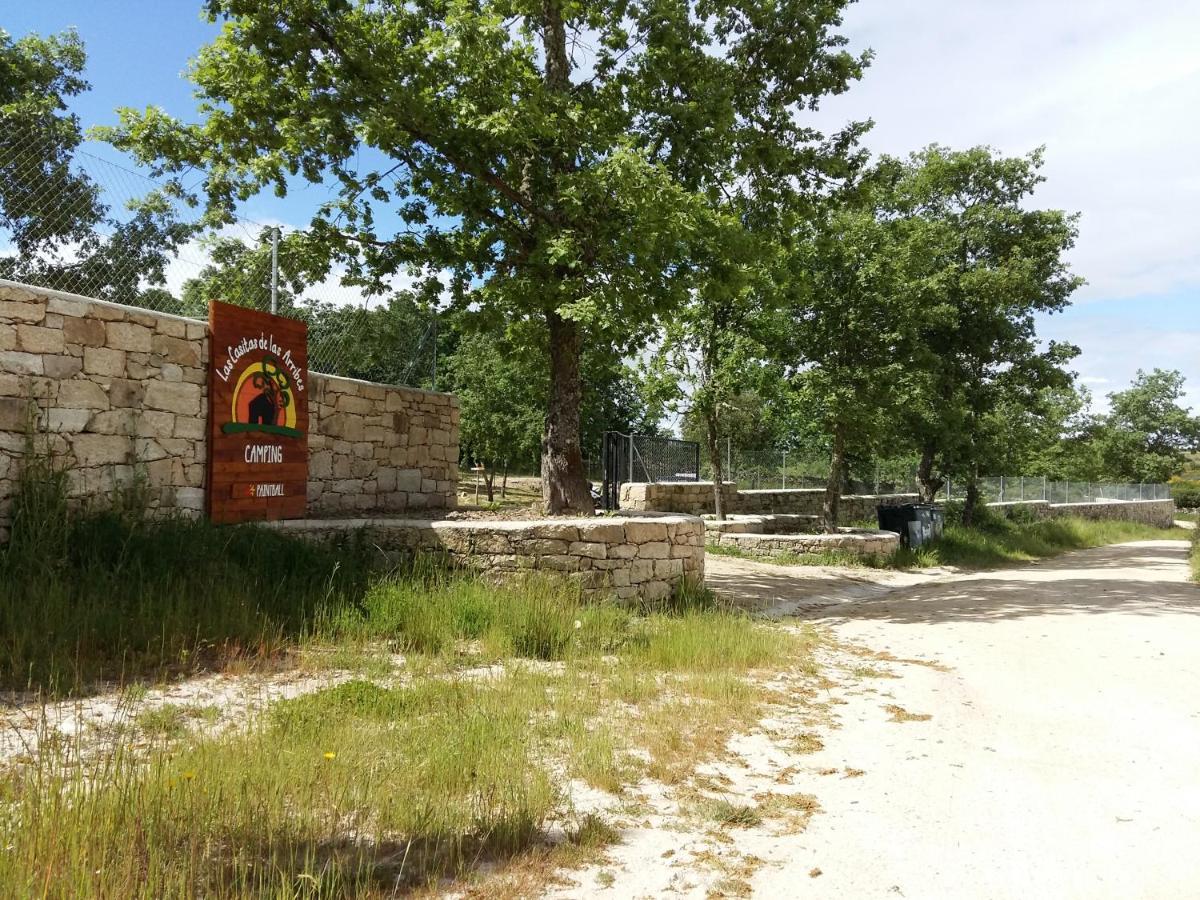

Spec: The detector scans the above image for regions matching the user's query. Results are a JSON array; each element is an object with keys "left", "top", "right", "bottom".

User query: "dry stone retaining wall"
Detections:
[
  {"left": 989, "top": 499, "right": 1175, "bottom": 529},
  {"left": 620, "top": 481, "right": 918, "bottom": 520},
  {"left": 715, "top": 528, "right": 900, "bottom": 559},
  {"left": 0, "top": 280, "right": 457, "bottom": 536},
  {"left": 308, "top": 374, "right": 458, "bottom": 516},
  {"left": 271, "top": 515, "right": 706, "bottom": 602}
]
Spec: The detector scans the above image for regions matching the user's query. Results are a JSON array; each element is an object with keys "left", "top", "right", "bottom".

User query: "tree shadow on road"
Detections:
[{"left": 711, "top": 541, "right": 1199, "bottom": 625}]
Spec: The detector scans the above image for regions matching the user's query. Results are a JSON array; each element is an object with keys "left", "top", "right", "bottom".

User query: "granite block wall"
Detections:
[
  {"left": 0, "top": 280, "right": 457, "bottom": 537},
  {"left": 272, "top": 515, "right": 706, "bottom": 602}
]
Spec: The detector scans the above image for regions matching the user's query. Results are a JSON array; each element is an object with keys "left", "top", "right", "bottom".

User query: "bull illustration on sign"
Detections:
[{"left": 222, "top": 354, "right": 303, "bottom": 439}]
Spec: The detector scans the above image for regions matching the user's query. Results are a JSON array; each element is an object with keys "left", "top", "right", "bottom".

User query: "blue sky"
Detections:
[{"left": 7, "top": 0, "right": 1199, "bottom": 412}]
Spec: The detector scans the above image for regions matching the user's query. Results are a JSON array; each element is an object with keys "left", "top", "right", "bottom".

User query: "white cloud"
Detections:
[
  {"left": 1038, "top": 312, "right": 1200, "bottom": 414},
  {"left": 811, "top": 0, "right": 1200, "bottom": 302},
  {"left": 161, "top": 220, "right": 424, "bottom": 309}
]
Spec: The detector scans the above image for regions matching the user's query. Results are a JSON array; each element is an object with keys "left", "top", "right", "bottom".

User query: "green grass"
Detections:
[
  {"left": 0, "top": 445, "right": 377, "bottom": 694},
  {"left": 709, "top": 516, "right": 1189, "bottom": 572},
  {"left": 0, "top": 448, "right": 820, "bottom": 896},
  {"left": 0, "top": 595, "right": 813, "bottom": 897},
  {"left": 1190, "top": 529, "right": 1199, "bottom": 582}
]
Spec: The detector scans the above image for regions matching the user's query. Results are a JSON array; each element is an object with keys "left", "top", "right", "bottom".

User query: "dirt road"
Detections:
[
  {"left": 555, "top": 541, "right": 1199, "bottom": 898},
  {"left": 751, "top": 540, "right": 1200, "bottom": 899}
]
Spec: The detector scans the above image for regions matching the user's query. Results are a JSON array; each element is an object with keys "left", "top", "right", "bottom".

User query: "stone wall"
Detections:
[
  {"left": 308, "top": 374, "right": 457, "bottom": 515},
  {"left": 0, "top": 282, "right": 210, "bottom": 529},
  {"left": 619, "top": 481, "right": 918, "bottom": 521},
  {"left": 0, "top": 280, "right": 457, "bottom": 535},
  {"left": 988, "top": 499, "right": 1175, "bottom": 528},
  {"left": 271, "top": 515, "right": 706, "bottom": 602},
  {"left": 1049, "top": 500, "right": 1175, "bottom": 528},
  {"left": 715, "top": 528, "right": 900, "bottom": 559},
  {"left": 735, "top": 488, "right": 919, "bottom": 520},
  {"left": 620, "top": 481, "right": 739, "bottom": 516}
]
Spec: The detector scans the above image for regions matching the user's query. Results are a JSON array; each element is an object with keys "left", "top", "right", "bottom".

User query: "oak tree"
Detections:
[{"left": 104, "top": 0, "right": 867, "bottom": 512}]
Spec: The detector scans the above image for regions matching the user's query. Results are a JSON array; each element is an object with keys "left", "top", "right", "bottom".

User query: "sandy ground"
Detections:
[
  {"left": 556, "top": 540, "right": 1200, "bottom": 899},
  {"left": 0, "top": 666, "right": 363, "bottom": 761},
  {"left": 6, "top": 540, "right": 1196, "bottom": 898}
]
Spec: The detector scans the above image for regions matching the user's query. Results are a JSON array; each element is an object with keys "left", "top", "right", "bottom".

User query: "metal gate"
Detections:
[{"left": 600, "top": 432, "right": 701, "bottom": 510}]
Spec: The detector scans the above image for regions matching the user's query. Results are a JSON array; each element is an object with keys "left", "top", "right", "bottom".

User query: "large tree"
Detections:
[
  {"left": 648, "top": 214, "right": 790, "bottom": 520},
  {"left": 104, "top": 0, "right": 866, "bottom": 512},
  {"left": 1093, "top": 369, "right": 1200, "bottom": 482},
  {"left": 888, "top": 146, "right": 1083, "bottom": 524},
  {"left": 786, "top": 180, "right": 924, "bottom": 531},
  {"left": 0, "top": 28, "right": 192, "bottom": 303}
]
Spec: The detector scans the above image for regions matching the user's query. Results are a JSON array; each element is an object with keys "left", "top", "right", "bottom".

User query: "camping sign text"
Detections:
[{"left": 207, "top": 301, "right": 309, "bottom": 523}]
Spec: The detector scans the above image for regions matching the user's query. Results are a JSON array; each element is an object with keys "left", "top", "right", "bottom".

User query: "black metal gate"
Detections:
[{"left": 600, "top": 432, "right": 701, "bottom": 510}]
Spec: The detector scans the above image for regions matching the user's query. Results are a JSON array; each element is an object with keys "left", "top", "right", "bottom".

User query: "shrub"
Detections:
[{"left": 1170, "top": 479, "right": 1200, "bottom": 509}]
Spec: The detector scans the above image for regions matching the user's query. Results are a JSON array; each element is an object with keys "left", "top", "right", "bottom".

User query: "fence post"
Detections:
[
  {"left": 782, "top": 449, "right": 787, "bottom": 490},
  {"left": 1042, "top": 475, "right": 1047, "bottom": 501},
  {"left": 726, "top": 437, "right": 731, "bottom": 484},
  {"left": 628, "top": 434, "right": 634, "bottom": 483},
  {"left": 270, "top": 226, "right": 280, "bottom": 315},
  {"left": 999, "top": 476, "right": 1005, "bottom": 503},
  {"left": 430, "top": 311, "right": 438, "bottom": 391}
]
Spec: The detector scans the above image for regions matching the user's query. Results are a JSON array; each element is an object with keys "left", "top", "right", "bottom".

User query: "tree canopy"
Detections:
[
  {"left": 103, "top": 0, "right": 868, "bottom": 512},
  {"left": 0, "top": 28, "right": 192, "bottom": 302}
]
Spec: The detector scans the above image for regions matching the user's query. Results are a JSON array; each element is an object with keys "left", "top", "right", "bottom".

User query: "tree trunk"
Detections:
[
  {"left": 916, "top": 442, "right": 944, "bottom": 504},
  {"left": 541, "top": 311, "right": 593, "bottom": 514},
  {"left": 536, "top": 2, "right": 590, "bottom": 515},
  {"left": 705, "top": 408, "right": 725, "bottom": 521},
  {"left": 501, "top": 459, "right": 509, "bottom": 499},
  {"left": 484, "top": 461, "right": 496, "bottom": 503},
  {"left": 962, "top": 474, "right": 981, "bottom": 527},
  {"left": 823, "top": 425, "right": 846, "bottom": 534}
]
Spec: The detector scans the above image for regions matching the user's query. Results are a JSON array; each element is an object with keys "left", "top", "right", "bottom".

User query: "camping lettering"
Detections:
[{"left": 207, "top": 301, "right": 309, "bottom": 523}]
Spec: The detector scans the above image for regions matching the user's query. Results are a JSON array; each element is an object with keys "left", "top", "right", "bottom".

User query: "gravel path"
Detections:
[{"left": 753, "top": 539, "right": 1200, "bottom": 899}]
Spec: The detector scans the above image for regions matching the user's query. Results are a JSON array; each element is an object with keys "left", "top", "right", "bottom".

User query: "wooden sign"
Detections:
[{"left": 207, "top": 301, "right": 309, "bottom": 524}]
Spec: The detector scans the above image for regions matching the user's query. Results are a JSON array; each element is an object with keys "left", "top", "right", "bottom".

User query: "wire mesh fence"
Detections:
[
  {"left": 947, "top": 478, "right": 1171, "bottom": 504},
  {"left": 695, "top": 442, "right": 1172, "bottom": 506},
  {"left": 0, "top": 137, "right": 439, "bottom": 388},
  {"left": 700, "top": 445, "right": 920, "bottom": 494}
]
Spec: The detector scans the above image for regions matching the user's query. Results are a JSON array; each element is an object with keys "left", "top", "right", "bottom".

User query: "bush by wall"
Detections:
[{"left": 1169, "top": 478, "right": 1200, "bottom": 509}]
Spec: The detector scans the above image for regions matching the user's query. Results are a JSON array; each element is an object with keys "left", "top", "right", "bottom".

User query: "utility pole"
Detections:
[
  {"left": 430, "top": 311, "right": 438, "bottom": 391},
  {"left": 270, "top": 226, "right": 280, "bottom": 315}
]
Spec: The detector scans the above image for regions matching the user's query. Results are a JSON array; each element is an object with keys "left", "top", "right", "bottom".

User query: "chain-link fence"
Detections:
[
  {"left": 694, "top": 442, "right": 1172, "bottom": 506},
  {"left": 0, "top": 138, "right": 439, "bottom": 388},
  {"left": 700, "top": 444, "right": 920, "bottom": 494},
  {"left": 947, "top": 478, "right": 1171, "bottom": 504}
]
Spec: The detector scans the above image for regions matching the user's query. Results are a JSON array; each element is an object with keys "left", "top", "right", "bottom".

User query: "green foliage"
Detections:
[
  {"left": 1170, "top": 479, "right": 1200, "bottom": 509},
  {"left": 0, "top": 27, "right": 100, "bottom": 256},
  {"left": 333, "top": 572, "right": 629, "bottom": 661},
  {"left": 1091, "top": 369, "right": 1200, "bottom": 482},
  {"left": 883, "top": 146, "right": 1083, "bottom": 509},
  {"left": 0, "top": 448, "right": 375, "bottom": 693},
  {"left": 103, "top": 0, "right": 869, "bottom": 509},
  {"left": 446, "top": 331, "right": 547, "bottom": 484},
  {"left": 1190, "top": 528, "right": 1199, "bottom": 582},
  {"left": 0, "top": 28, "right": 194, "bottom": 302}
]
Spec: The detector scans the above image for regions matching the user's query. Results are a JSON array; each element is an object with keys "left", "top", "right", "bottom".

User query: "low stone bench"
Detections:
[
  {"left": 715, "top": 527, "right": 899, "bottom": 560},
  {"left": 704, "top": 513, "right": 821, "bottom": 535}
]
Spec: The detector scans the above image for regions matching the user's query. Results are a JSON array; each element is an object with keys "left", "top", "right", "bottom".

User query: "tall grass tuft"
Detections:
[
  {"left": 0, "top": 442, "right": 375, "bottom": 694},
  {"left": 326, "top": 570, "right": 632, "bottom": 660},
  {"left": 0, "top": 677, "right": 558, "bottom": 896}
]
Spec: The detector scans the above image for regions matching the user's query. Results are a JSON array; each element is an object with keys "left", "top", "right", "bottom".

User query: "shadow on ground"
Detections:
[{"left": 708, "top": 541, "right": 1199, "bottom": 625}]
